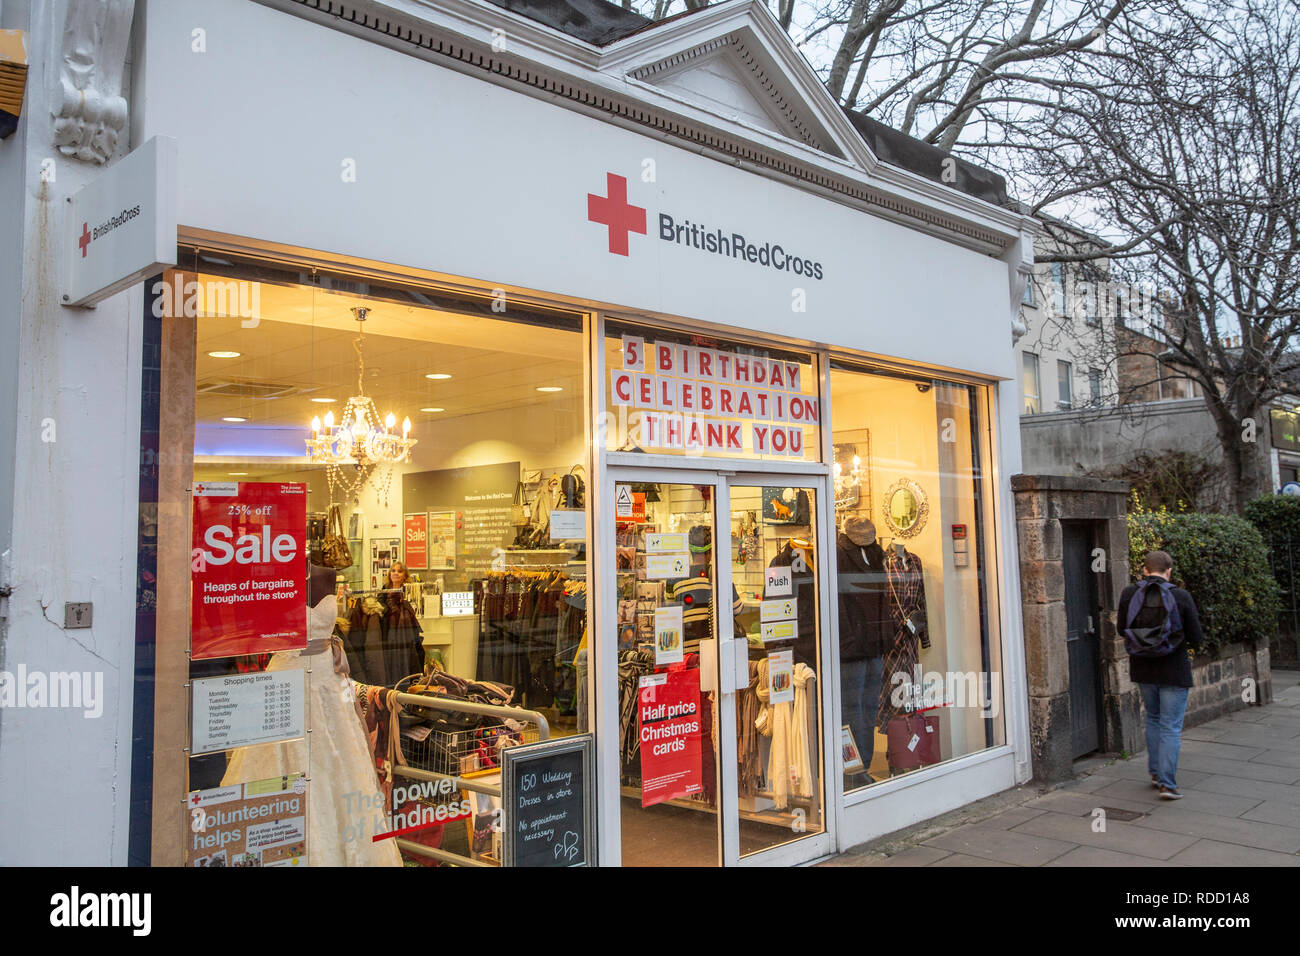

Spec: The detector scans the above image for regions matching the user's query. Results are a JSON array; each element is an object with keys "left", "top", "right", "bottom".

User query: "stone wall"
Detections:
[
  {"left": 1013, "top": 474, "right": 1141, "bottom": 783},
  {"left": 1185, "top": 640, "right": 1273, "bottom": 725}
]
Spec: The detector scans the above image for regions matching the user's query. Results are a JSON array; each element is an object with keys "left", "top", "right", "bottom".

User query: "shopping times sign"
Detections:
[{"left": 586, "top": 172, "right": 825, "bottom": 280}]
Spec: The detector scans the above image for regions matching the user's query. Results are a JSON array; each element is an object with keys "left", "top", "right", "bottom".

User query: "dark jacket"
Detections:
[
  {"left": 1119, "top": 575, "right": 1205, "bottom": 687},
  {"left": 836, "top": 535, "right": 891, "bottom": 660},
  {"left": 768, "top": 542, "right": 817, "bottom": 666}
]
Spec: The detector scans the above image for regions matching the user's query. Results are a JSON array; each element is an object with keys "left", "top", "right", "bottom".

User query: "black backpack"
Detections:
[{"left": 1122, "top": 579, "right": 1185, "bottom": 658}]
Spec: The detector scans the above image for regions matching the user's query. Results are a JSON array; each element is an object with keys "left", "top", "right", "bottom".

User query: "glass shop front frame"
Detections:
[{"left": 139, "top": 243, "right": 1007, "bottom": 868}]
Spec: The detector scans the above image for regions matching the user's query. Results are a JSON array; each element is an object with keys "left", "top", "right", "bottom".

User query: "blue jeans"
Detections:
[
  {"left": 841, "top": 656, "right": 884, "bottom": 776},
  {"left": 1138, "top": 683, "right": 1189, "bottom": 790}
]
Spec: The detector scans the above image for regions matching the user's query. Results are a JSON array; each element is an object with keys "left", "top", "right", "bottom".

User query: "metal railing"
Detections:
[{"left": 389, "top": 690, "right": 550, "bottom": 867}]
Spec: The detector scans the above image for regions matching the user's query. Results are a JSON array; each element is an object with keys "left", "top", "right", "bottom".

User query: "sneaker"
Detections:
[
  {"left": 1151, "top": 774, "right": 1160, "bottom": 788},
  {"left": 1158, "top": 786, "right": 1183, "bottom": 800}
]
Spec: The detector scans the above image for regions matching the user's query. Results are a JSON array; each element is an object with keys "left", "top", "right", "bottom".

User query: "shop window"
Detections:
[
  {"left": 1057, "top": 360, "right": 1074, "bottom": 410},
  {"left": 603, "top": 320, "right": 821, "bottom": 463},
  {"left": 1022, "top": 352, "right": 1041, "bottom": 415},
  {"left": 160, "top": 256, "right": 590, "bottom": 867},
  {"left": 829, "top": 363, "right": 1005, "bottom": 796}
]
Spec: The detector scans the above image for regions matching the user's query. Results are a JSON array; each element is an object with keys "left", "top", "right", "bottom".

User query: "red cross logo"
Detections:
[
  {"left": 196, "top": 484, "right": 205, "bottom": 494},
  {"left": 78, "top": 222, "right": 91, "bottom": 258},
  {"left": 587, "top": 173, "right": 646, "bottom": 256},
  {"left": 190, "top": 793, "right": 202, "bottom": 806}
]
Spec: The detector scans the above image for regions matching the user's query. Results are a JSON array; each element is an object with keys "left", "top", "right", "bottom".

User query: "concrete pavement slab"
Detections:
[
  {"left": 975, "top": 807, "right": 1048, "bottom": 830},
  {"left": 1240, "top": 801, "right": 1300, "bottom": 827},
  {"left": 1044, "top": 845, "right": 1185, "bottom": 866},
  {"left": 1023, "top": 789, "right": 1151, "bottom": 817},
  {"left": 1179, "top": 740, "right": 1267, "bottom": 761},
  {"left": 922, "top": 823, "right": 1076, "bottom": 866},
  {"left": 1175, "top": 753, "right": 1300, "bottom": 783},
  {"left": 1132, "top": 806, "right": 1300, "bottom": 853},
  {"left": 1011, "top": 811, "right": 1200, "bottom": 860},
  {"left": 1166, "top": 839, "right": 1299, "bottom": 867},
  {"left": 1093, "top": 778, "right": 1262, "bottom": 816},
  {"left": 929, "top": 853, "right": 1016, "bottom": 866},
  {"left": 1190, "top": 774, "right": 1300, "bottom": 806}
]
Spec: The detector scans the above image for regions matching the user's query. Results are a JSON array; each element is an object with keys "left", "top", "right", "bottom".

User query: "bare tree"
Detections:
[{"left": 1031, "top": 0, "right": 1300, "bottom": 512}]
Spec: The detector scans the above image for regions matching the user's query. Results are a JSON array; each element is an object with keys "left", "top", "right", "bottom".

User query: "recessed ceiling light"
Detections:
[
  {"left": 208, "top": 350, "right": 241, "bottom": 359},
  {"left": 420, "top": 407, "right": 445, "bottom": 413},
  {"left": 536, "top": 386, "right": 564, "bottom": 393},
  {"left": 425, "top": 373, "right": 452, "bottom": 380},
  {"left": 310, "top": 397, "right": 337, "bottom": 403},
  {"left": 221, "top": 416, "right": 247, "bottom": 423},
  {"left": 228, "top": 472, "right": 248, "bottom": 476}
]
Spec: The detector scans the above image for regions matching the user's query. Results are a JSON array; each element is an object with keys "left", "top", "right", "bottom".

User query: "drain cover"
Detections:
[{"left": 1093, "top": 806, "right": 1145, "bottom": 822}]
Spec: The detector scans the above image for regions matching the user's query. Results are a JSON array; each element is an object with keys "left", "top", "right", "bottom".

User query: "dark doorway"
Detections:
[{"left": 1062, "top": 523, "right": 1104, "bottom": 758}]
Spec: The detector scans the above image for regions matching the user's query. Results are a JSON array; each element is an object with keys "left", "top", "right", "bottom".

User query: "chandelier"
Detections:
[{"left": 305, "top": 307, "right": 416, "bottom": 506}]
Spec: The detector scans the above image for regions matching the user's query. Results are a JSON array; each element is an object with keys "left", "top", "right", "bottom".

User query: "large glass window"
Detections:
[
  {"left": 829, "top": 363, "right": 1004, "bottom": 795},
  {"left": 171, "top": 257, "right": 590, "bottom": 867}
]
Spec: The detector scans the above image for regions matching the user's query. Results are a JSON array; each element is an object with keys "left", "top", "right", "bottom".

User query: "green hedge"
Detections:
[
  {"left": 1244, "top": 494, "right": 1300, "bottom": 618},
  {"left": 1128, "top": 508, "right": 1280, "bottom": 655}
]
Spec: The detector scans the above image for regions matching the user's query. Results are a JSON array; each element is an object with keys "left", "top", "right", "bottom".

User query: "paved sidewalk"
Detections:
[{"left": 824, "top": 670, "right": 1300, "bottom": 867}]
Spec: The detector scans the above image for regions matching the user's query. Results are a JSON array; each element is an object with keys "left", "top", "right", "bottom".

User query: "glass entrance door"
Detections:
[
  {"left": 612, "top": 477, "right": 724, "bottom": 866},
  {"left": 724, "top": 479, "right": 827, "bottom": 862},
  {"left": 608, "top": 470, "right": 832, "bottom": 867}
]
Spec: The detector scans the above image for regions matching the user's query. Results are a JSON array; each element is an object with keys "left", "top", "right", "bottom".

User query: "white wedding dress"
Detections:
[{"left": 222, "top": 595, "right": 402, "bottom": 866}]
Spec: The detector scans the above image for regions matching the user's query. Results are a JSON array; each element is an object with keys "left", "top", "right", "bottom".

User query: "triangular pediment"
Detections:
[{"left": 600, "top": 1, "right": 877, "bottom": 170}]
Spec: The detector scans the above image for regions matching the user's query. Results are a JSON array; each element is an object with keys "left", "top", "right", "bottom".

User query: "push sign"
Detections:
[{"left": 765, "top": 566, "right": 793, "bottom": 597}]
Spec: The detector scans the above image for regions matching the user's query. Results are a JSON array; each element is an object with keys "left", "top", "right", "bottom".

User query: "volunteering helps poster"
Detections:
[
  {"left": 191, "top": 482, "right": 307, "bottom": 660},
  {"left": 637, "top": 668, "right": 703, "bottom": 807}
]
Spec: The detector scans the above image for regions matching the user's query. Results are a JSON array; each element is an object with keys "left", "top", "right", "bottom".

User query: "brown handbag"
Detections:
[{"left": 321, "top": 504, "right": 354, "bottom": 569}]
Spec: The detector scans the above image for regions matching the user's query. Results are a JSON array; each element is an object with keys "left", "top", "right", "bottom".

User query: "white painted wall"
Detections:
[
  {"left": 135, "top": 0, "right": 1015, "bottom": 385},
  {"left": 0, "top": 0, "right": 142, "bottom": 866}
]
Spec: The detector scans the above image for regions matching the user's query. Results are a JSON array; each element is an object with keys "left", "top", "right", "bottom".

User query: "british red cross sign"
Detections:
[{"left": 587, "top": 172, "right": 646, "bottom": 256}]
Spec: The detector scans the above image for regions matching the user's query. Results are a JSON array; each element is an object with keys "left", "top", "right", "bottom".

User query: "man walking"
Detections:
[{"left": 1119, "top": 550, "right": 1205, "bottom": 799}]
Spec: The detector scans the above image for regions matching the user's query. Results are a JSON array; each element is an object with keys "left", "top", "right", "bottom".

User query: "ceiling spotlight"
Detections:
[
  {"left": 221, "top": 416, "right": 247, "bottom": 422},
  {"left": 228, "top": 472, "right": 248, "bottom": 476},
  {"left": 425, "top": 373, "right": 452, "bottom": 380},
  {"left": 420, "top": 407, "right": 445, "bottom": 413},
  {"left": 310, "top": 397, "right": 337, "bottom": 404},
  {"left": 536, "top": 386, "right": 564, "bottom": 393},
  {"left": 208, "top": 350, "right": 241, "bottom": 359}
]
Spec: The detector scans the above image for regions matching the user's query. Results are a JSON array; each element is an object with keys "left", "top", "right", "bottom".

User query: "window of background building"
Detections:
[
  {"left": 829, "top": 363, "right": 1005, "bottom": 796},
  {"left": 1022, "top": 276, "right": 1035, "bottom": 306},
  {"left": 1022, "top": 352, "right": 1041, "bottom": 414},
  {"left": 1089, "top": 368, "right": 1103, "bottom": 406},
  {"left": 168, "top": 257, "right": 590, "bottom": 867},
  {"left": 1051, "top": 263, "right": 1066, "bottom": 314},
  {"left": 1057, "top": 360, "right": 1074, "bottom": 410}
]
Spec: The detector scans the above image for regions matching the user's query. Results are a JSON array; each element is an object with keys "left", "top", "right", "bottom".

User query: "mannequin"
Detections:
[
  {"left": 222, "top": 562, "right": 402, "bottom": 866},
  {"left": 836, "top": 515, "right": 890, "bottom": 780}
]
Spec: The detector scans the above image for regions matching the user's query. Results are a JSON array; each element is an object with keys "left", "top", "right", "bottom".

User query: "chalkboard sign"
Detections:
[{"left": 501, "top": 735, "right": 595, "bottom": 867}]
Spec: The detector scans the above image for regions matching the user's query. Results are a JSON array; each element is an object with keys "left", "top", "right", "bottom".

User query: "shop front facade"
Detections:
[{"left": 0, "top": 0, "right": 1037, "bottom": 866}]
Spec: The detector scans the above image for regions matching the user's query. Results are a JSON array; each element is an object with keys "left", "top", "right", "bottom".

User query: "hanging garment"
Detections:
[
  {"left": 344, "top": 597, "right": 388, "bottom": 686},
  {"left": 790, "top": 663, "right": 816, "bottom": 799},
  {"left": 222, "top": 596, "right": 402, "bottom": 867},
  {"left": 379, "top": 591, "right": 425, "bottom": 686},
  {"left": 835, "top": 535, "right": 891, "bottom": 660},
  {"left": 876, "top": 547, "right": 930, "bottom": 736},
  {"left": 737, "top": 661, "right": 764, "bottom": 797},
  {"left": 755, "top": 657, "right": 791, "bottom": 810}
]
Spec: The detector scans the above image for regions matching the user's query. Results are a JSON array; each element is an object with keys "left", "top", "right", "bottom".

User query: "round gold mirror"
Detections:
[{"left": 882, "top": 478, "right": 928, "bottom": 538}]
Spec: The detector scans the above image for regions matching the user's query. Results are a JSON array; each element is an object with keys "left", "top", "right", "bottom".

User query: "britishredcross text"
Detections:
[{"left": 658, "top": 213, "right": 825, "bottom": 280}]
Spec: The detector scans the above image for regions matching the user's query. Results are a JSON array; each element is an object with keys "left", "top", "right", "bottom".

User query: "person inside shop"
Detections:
[{"left": 380, "top": 560, "right": 425, "bottom": 683}]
